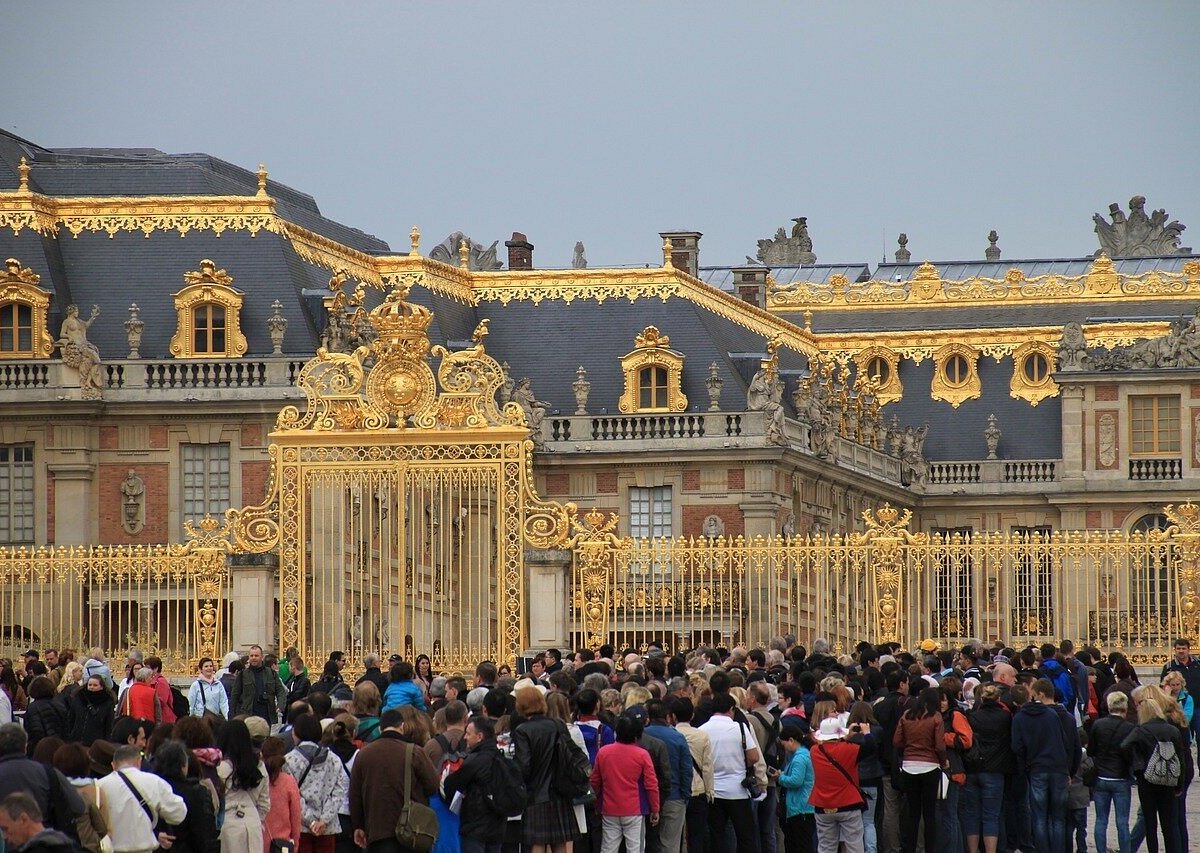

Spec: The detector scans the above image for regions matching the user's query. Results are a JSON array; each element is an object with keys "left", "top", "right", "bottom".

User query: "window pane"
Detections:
[
  {"left": 182, "top": 443, "right": 231, "bottom": 526},
  {"left": 0, "top": 443, "right": 34, "bottom": 543}
]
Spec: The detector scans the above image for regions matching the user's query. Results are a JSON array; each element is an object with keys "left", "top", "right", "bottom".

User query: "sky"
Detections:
[{"left": 4, "top": 3, "right": 1199, "bottom": 270}]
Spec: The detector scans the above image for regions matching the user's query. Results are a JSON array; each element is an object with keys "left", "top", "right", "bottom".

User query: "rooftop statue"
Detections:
[
  {"left": 1057, "top": 321, "right": 1089, "bottom": 372},
  {"left": 56, "top": 304, "right": 104, "bottom": 400},
  {"left": 429, "top": 232, "right": 504, "bottom": 271},
  {"left": 572, "top": 241, "right": 588, "bottom": 269},
  {"left": 756, "top": 217, "right": 817, "bottom": 266},
  {"left": 1093, "top": 196, "right": 1191, "bottom": 257}
]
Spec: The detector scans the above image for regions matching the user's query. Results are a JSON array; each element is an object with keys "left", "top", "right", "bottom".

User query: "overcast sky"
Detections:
[{"left": 5, "top": 3, "right": 1198, "bottom": 269}]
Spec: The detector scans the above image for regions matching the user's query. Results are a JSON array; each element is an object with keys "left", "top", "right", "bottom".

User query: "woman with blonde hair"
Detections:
[
  {"left": 621, "top": 684, "right": 651, "bottom": 709},
  {"left": 56, "top": 660, "right": 84, "bottom": 701},
  {"left": 1121, "top": 694, "right": 1192, "bottom": 852},
  {"left": 397, "top": 703, "right": 433, "bottom": 746},
  {"left": 348, "top": 681, "right": 381, "bottom": 743},
  {"left": 1160, "top": 671, "right": 1194, "bottom": 731}
]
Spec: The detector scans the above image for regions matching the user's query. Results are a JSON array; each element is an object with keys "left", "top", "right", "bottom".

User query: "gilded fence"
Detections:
[
  {"left": 0, "top": 537, "right": 231, "bottom": 675},
  {"left": 571, "top": 502, "right": 1200, "bottom": 661}
]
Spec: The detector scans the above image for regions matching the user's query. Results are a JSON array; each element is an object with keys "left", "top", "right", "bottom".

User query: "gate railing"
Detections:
[
  {"left": 571, "top": 502, "right": 1200, "bottom": 663},
  {"left": 0, "top": 535, "right": 231, "bottom": 676}
]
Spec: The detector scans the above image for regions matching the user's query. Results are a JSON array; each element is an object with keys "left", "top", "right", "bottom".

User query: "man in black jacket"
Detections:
[
  {"left": 0, "top": 725, "right": 85, "bottom": 839},
  {"left": 230, "top": 645, "right": 288, "bottom": 723},
  {"left": 444, "top": 716, "right": 511, "bottom": 850},
  {"left": 872, "top": 670, "right": 908, "bottom": 853},
  {"left": 355, "top": 653, "right": 389, "bottom": 696},
  {"left": 1011, "top": 678, "right": 1080, "bottom": 853}
]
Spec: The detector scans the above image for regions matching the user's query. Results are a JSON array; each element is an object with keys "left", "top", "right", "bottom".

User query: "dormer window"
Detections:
[
  {"left": 619, "top": 326, "right": 687, "bottom": 414},
  {"left": 0, "top": 258, "right": 54, "bottom": 358},
  {"left": 170, "top": 260, "right": 247, "bottom": 358}
]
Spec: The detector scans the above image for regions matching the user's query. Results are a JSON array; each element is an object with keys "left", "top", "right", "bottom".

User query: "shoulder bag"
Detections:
[
  {"left": 816, "top": 743, "right": 867, "bottom": 810},
  {"left": 394, "top": 742, "right": 439, "bottom": 852}
]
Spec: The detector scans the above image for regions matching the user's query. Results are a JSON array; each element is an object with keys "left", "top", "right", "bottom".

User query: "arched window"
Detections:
[
  {"left": 1022, "top": 352, "right": 1049, "bottom": 385},
  {"left": 638, "top": 366, "right": 668, "bottom": 410},
  {"left": 1131, "top": 513, "right": 1170, "bottom": 618},
  {"left": 944, "top": 354, "right": 970, "bottom": 386},
  {"left": 170, "top": 260, "right": 247, "bottom": 358},
  {"left": 0, "top": 259, "right": 54, "bottom": 358},
  {"left": 931, "top": 344, "right": 980, "bottom": 407},
  {"left": 1009, "top": 340, "right": 1060, "bottom": 406},
  {"left": 865, "top": 356, "right": 890, "bottom": 386},
  {"left": 192, "top": 303, "right": 227, "bottom": 355}
]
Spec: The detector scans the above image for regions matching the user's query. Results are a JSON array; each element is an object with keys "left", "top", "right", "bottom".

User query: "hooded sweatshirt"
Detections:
[{"left": 1011, "top": 700, "right": 1079, "bottom": 777}]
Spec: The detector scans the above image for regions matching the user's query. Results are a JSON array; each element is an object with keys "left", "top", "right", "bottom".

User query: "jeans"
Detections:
[
  {"left": 959, "top": 772, "right": 1004, "bottom": 841},
  {"left": 756, "top": 787, "right": 779, "bottom": 853},
  {"left": 684, "top": 795, "right": 709, "bottom": 853},
  {"left": 1093, "top": 777, "right": 1132, "bottom": 853},
  {"left": 460, "top": 841, "right": 501, "bottom": 853},
  {"left": 1136, "top": 780, "right": 1181, "bottom": 853},
  {"left": 935, "top": 778, "right": 961, "bottom": 853},
  {"left": 1028, "top": 772, "right": 1069, "bottom": 853},
  {"left": 707, "top": 797, "right": 757, "bottom": 853},
  {"left": 1003, "top": 772, "right": 1031, "bottom": 853},
  {"left": 861, "top": 784, "right": 878, "bottom": 853},
  {"left": 899, "top": 769, "right": 939, "bottom": 853}
]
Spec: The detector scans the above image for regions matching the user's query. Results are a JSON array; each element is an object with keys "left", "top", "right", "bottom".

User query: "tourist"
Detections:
[
  {"left": 54, "top": 663, "right": 83, "bottom": 708},
  {"left": 512, "top": 686, "right": 580, "bottom": 853},
  {"left": 189, "top": 657, "right": 230, "bottom": 719},
  {"left": 96, "top": 744, "right": 187, "bottom": 853},
  {"left": 443, "top": 716, "right": 510, "bottom": 853},
  {"left": 260, "top": 737, "right": 302, "bottom": 853},
  {"left": 49, "top": 743, "right": 108, "bottom": 853},
  {"left": 348, "top": 683, "right": 383, "bottom": 744},
  {"left": 961, "top": 683, "right": 1012, "bottom": 853},
  {"left": 353, "top": 654, "right": 388, "bottom": 698},
  {"left": 24, "top": 677, "right": 67, "bottom": 758},
  {"left": 284, "top": 714, "right": 349, "bottom": 853},
  {"left": 349, "top": 708, "right": 439, "bottom": 853},
  {"left": 1011, "top": 678, "right": 1079, "bottom": 853},
  {"left": 697, "top": 693, "right": 760, "bottom": 853},
  {"left": 151, "top": 740, "right": 219, "bottom": 853},
  {"left": 589, "top": 713, "right": 659, "bottom": 853},
  {"left": 892, "top": 687, "right": 945, "bottom": 853},
  {"left": 1089, "top": 691, "right": 1135, "bottom": 853},
  {"left": 382, "top": 661, "right": 427, "bottom": 713},
  {"left": 413, "top": 655, "right": 434, "bottom": 703},
  {"left": 1122, "top": 690, "right": 1192, "bottom": 853},
  {"left": 670, "top": 697, "right": 713, "bottom": 853},
  {"left": 231, "top": 646, "right": 289, "bottom": 725},
  {"left": 216, "top": 719, "right": 271, "bottom": 853},
  {"left": 777, "top": 721, "right": 814, "bottom": 853},
  {"left": 0, "top": 792, "right": 75, "bottom": 853}
]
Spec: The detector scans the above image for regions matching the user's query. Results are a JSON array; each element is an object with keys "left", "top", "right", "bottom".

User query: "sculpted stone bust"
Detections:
[{"left": 1057, "top": 322, "right": 1088, "bottom": 371}]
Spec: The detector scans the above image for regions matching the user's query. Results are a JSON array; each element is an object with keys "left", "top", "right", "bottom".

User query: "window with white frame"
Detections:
[
  {"left": 0, "top": 444, "right": 34, "bottom": 543},
  {"left": 182, "top": 443, "right": 231, "bottom": 525},
  {"left": 629, "top": 486, "right": 672, "bottom": 539}
]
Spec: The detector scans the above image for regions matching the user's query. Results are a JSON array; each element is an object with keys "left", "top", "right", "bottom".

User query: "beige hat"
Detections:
[
  {"left": 513, "top": 677, "right": 547, "bottom": 695},
  {"left": 243, "top": 716, "right": 270, "bottom": 741}
]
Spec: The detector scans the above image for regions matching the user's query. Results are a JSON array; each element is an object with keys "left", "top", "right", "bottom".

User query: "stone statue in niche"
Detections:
[
  {"left": 57, "top": 304, "right": 104, "bottom": 400},
  {"left": 755, "top": 218, "right": 818, "bottom": 266},
  {"left": 120, "top": 469, "right": 145, "bottom": 535},
  {"left": 429, "top": 232, "right": 504, "bottom": 270},
  {"left": 702, "top": 515, "right": 725, "bottom": 538},
  {"left": 781, "top": 512, "right": 796, "bottom": 539},
  {"left": 1057, "top": 322, "right": 1089, "bottom": 371},
  {"left": 900, "top": 424, "right": 930, "bottom": 487},
  {"left": 512, "top": 377, "right": 551, "bottom": 448},
  {"left": 1094, "top": 195, "right": 1190, "bottom": 257}
]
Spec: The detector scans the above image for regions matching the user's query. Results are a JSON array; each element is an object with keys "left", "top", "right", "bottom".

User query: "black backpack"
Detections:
[
  {"left": 171, "top": 685, "right": 190, "bottom": 720},
  {"left": 552, "top": 724, "right": 592, "bottom": 800},
  {"left": 754, "top": 710, "right": 784, "bottom": 771},
  {"left": 486, "top": 752, "right": 529, "bottom": 817}
]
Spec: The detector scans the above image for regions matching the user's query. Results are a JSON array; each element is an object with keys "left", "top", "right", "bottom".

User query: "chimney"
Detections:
[
  {"left": 505, "top": 232, "right": 534, "bottom": 270},
  {"left": 659, "top": 230, "right": 702, "bottom": 277},
  {"left": 732, "top": 265, "right": 768, "bottom": 308}
]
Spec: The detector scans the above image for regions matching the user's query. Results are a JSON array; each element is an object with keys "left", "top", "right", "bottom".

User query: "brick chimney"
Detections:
[
  {"left": 659, "top": 230, "right": 702, "bottom": 277},
  {"left": 732, "top": 265, "right": 768, "bottom": 307},
  {"left": 505, "top": 232, "right": 534, "bottom": 270}
]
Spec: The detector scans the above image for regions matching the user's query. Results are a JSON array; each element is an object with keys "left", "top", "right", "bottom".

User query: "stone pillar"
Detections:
[
  {"left": 525, "top": 547, "right": 571, "bottom": 653},
  {"left": 741, "top": 496, "right": 788, "bottom": 646},
  {"left": 1060, "top": 382, "right": 1085, "bottom": 487},
  {"left": 48, "top": 462, "right": 95, "bottom": 544},
  {"left": 230, "top": 553, "right": 278, "bottom": 653}
]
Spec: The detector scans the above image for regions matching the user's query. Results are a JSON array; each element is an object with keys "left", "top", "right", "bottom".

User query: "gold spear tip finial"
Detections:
[
  {"left": 662, "top": 237, "right": 674, "bottom": 268},
  {"left": 458, "top": 236, "right": 471, "bottom": 269},
  {"left": 256, "top": 164, "right": 268, "bottom": 196},
  {"left": 409, "top": 225, "right": 421, "bottom": 256},
  {"left": 803, "top": 309, "right": 813, "bottom": 331},
  {"left": 17, "top": 157, "right": 29, "bottom": 192}
]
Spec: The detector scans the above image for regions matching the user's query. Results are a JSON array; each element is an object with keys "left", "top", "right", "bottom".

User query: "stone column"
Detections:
[
  {"left": 525, "top": 547, "right": 571, "bottom": 653},
  {"left": 1060, "top": 382, "right": 1085, "bottom": 487},
  {"left": 741, "top": 496, "right": 788, "bottom": 647},
  {"left": 230, "top": 553, "right": 278, "bottom": 653},
  {"left": 48, "top": 462, "right": 95, "bottom": 544}
]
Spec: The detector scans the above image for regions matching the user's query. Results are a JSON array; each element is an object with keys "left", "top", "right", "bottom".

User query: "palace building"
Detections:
[{"left": 1, "top": 127, "right": 1198, "bottom": 669}]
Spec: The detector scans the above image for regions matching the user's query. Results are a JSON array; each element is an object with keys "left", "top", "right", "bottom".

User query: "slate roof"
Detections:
[{"left": 699, "top": 264, "right": 872, "bottom": 291}]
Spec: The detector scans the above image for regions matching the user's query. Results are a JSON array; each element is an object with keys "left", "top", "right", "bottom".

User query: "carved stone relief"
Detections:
[
  {"left": 701, "top": 515, "right": 725, "bottom": 538},
  {"left": 755, "top": 217, "right": 817, "bottom": 266},
  {"left": 1097, "top": 412, "right": 1118, "bottom": 469},
  {"left": 429, "top": 232, "right": 504, "bottom": 271},
  {"left": 121, "top": 469, "right": 145, "bottom": 535}
]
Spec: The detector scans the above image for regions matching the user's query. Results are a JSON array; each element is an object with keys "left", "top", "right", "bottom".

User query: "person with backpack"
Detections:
[
  {"left": 643, "top": 700, "right": 690, "bottom": 853},
  {"left": 512, "top": 686, "right": 582, "bottom": 853},
  {"left": 745, "top": 682, "right": 781, "bottom": 853},
  {"left": 445, "top": 716, "right": 523, "bottom": 853},
  {"left": 809, "top": 718, "right": 866, "bottom": 853},
  {"left": 1011, "top": 678, "right": 1079, "bottom": 853},
  {"left": 962, "top": 683, "right": 1013, "bottom": 853},
  {"left": 1037, "top": 643, "right": 1076, "bottom": 717},
  {"left": 1121, "top": 692, "right": 1192, "bottom": 853},
  {"left": 350, "top": 707, "right": 440, "bottom": 853},
  {"left": 1088, "top": 691, "right": 1135, "bottom": 853},
  {"left": 283, "top": 713, "right": 349, "bottom": 853},
  {"left": 937, "top": 682, "right": 973, "bottom": 853},
  {"left": 844, "top": 702, "right": 882, "bottom": 853}
]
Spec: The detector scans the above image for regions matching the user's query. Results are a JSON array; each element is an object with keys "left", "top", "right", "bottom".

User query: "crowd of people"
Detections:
[{"left": 0, "top": 635, "right": 1198, "bottom": 853}]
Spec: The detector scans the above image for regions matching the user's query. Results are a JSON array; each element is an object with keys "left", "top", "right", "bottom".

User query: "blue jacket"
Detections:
[
  {"left": 779, "top": 747, "right": 815, "bottom": 816},
  {"left": 1011, "top": 699, "right": 1080, "bottom": 777},
  {"left": 645, "top": 721, "right": 693, "bottom": 801},
  {"left": 382, "top": 679, "right": 427, "bottom": 712}
]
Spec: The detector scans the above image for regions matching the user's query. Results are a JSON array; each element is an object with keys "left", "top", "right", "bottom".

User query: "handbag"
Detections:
[
  {"left": 394, "top": 742, "right": 439, "bottom": 852},
  {"left": 739, "top": 721, "right": 762, "bottom": 798},
  {"left": 268, "top": 840, "right": 295, "bottom": 853},
  {"left": 816, "top": 743, "right": 867, "bottom": 811}
]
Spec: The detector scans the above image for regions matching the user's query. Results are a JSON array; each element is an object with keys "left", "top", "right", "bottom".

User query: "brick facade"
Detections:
[
  {"left": 595, "top": 471, "right": 617, "bottom": 494},
  {"left": 98, "top": 463, "right": 169, "bottom": 543},
  {"left": 241, "top": 461, "right": 271, "bottom": 505},
  {"left": 682, "top": 504, "right": 744, "bottom": 537}
]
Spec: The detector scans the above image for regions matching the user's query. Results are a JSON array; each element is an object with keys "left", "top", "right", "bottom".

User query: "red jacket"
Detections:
[
  {"left": 590, "top": 741, "right": 660, "bottom": 817},
  {"left": 809, "top": 740, "right": 862, "bottom": 810},
  {"left": 150, "top": 673, "right": 177, "bottom": 723},
  {"left": 122, "top": 682, "right": 160, "bottom": 722}
]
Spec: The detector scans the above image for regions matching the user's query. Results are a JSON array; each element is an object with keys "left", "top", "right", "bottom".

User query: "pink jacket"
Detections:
[
  {"left": 590, "top": 741, "right": 660, "bottom": 817},
  {"left": 264, "top": 771, "right": 302, "bottom": 850}
]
